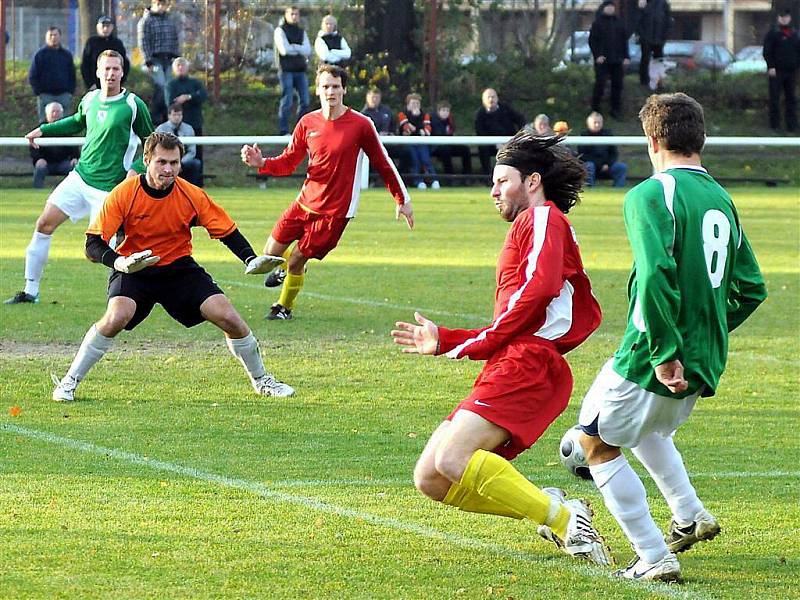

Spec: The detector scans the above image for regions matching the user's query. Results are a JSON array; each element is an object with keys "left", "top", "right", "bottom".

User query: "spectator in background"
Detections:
[
  {"left": 138, "top": 0, "right": 181, "bottom": 125},
  {"left": 578, "top": 111, "right": 627, "bottom": 187},
  {"left": 399, "top": 93, "right": 439, "bottom": 190},
  {"left": 474, "top": 88, "right": 525, "bottom": 175},
  {"left": 361, "top": 87, "right": 410, "bottom": 175},
  {"left": 532, "top": 113, "right": 554, "bottom": 135},
  {"left": 634, "top": 0, "right": 671, "bottom": 89},
  {"left": 763, "top": 10, "right": 800, "bottom": 133},
  {"left": 81, "top": 15, "right": 130, "bottom": 91},
  {"left": 275, "top": 6, "right": 311, "bottom": 135},
  {"left": 315, "top": 15, "right": 351, "bottom": 66},
  {"left": 29, "top": 27, "right": 76, "bottom": 122},
  {"left": 553, "top": 120, "right": 570, "bottom": 135},
  {"left": 430, "top": 100, "right": 472, "bottom": 185},
  {"left": 166, "top": 57, "right": 208, "bottom": 185},
  {"left": 589, "top": 1, "right": 629, "bottom": 119},
  {"left": 30, "top": 102, "right": 79, "bottom": 189},
  {"left": 156, "top": 104, "right": 202, "bottom": 186}
]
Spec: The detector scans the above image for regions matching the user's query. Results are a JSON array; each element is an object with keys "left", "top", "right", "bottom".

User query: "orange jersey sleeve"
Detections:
[{"left": 87, "top": 176, "right": 137, "bottom": 242}]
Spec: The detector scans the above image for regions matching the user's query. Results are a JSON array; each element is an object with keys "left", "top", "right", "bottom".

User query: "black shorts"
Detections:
[{"left": 108, "top": 256, "right": 223, "bottom": 331}]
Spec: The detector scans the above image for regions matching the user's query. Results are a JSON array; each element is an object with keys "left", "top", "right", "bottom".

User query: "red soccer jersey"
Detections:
[
  {"left": 258, "top": 108, "right": 410, "bottom": 217},
  {"left": 437, "top": 202, "right": 602, "bottom": 359}
]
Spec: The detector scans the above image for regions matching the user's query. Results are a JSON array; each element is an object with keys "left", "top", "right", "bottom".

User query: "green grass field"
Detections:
[{"left": 1, "top": 185, "right": 798, "bottom": 599}]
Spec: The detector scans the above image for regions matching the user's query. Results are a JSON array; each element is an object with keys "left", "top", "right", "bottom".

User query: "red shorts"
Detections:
[
  {"left": 271, "top": 201, "right": 350, "bottom": 260},
  {"left": 447, "top": 341, "right": 573, "bottom": 460}
]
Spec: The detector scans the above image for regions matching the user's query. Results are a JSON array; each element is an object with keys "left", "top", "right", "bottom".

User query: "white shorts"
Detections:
[
  {"left": 48, "top": 170, "right": 109, "bottom": 224},
  {"left": 579, "top": 358, "right": 699, "bottom": 448}
]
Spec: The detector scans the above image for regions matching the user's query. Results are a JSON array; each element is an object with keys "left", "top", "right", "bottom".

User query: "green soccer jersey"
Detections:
[
  {"left": 40, "top": 89, "right": 154, "bottom": 192},
  {"left": 612, "top": 166, "right": 767, "bottom": 398}
]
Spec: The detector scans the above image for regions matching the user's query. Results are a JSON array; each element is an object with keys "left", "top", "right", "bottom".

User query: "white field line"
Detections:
[
  {"left": 217, "top": 279, "right": 488, "bottom": 323},
  {"left": 1, "top": 423, "right": 709, "bottom": 600}
]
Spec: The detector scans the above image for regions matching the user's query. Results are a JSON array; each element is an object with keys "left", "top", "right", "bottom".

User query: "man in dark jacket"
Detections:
[
  {"left": 589, "top": 1, "right": 629, "bottom": 119},
  {"left": 81, "top": 16, "right": 130, "bottom": 90},
  {"left": 577, "top": 111, "right": 627, "bottom": 187},
  {"left": 30, "top": 101, "right": 79, "bottom": 189},
  {"left": 634, "top": 0, "right": 671, "bottom": 88},
  {"left": 274, "top": 6, "right": 311, "bottom": 135},
  {"left": 137, "top": 0, "right": 181, "bottom": 125},
  {"left": 474, "top": 88, "right": 525, "bottom": 175},
  {"left": 29, "top": 27, "right": 76, "bottom": 122},
  {"left": 166, "top": 57, "right": 208, "bottom": 185},
  {"left": 763, "top": 10, "right": 800, "bottom": 132}
]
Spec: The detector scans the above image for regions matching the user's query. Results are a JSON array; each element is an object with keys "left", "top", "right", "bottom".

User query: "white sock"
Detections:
[
  {"left": 632, "top": 432, "right": 704, "bottom": 526},
  {"left": 65, "top": 325, "right": 114, "bottom": 382},
  {"left": 226, "top": 331, "right": 266, "bottom": 381},
  {"left": 24, "top": 231, "right": 53, "bottom": 296},
  {"left": 590, "top": 454, "right": 669, "bottom": 564}
]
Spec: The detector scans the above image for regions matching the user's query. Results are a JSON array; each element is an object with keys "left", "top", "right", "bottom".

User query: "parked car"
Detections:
[
  {"left": 724, "top": 45, "right": 767, "bottom": 74},
  {"left": 661, "top": 40, "right": 734, "bottom": 72}
]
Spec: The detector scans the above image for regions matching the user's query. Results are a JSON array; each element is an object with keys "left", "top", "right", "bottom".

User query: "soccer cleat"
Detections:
[
  {"left": 613, "top": 552, "right": 682, "bottom": 583},
  {"left": 253, "top": 374, "right": 295, "bottom": 397},
  {"left": 266, "top": 303, "right": 292, "bottom": 320},
  {"left": 416, "top": 181, "right": 427, "bottom": 190},
  {"left": 51, "top": 373, "right": 78, "bottom": 402},
  {"left": 665, "top": 509, "right": 721, "bottom": 553},
  {"left": 537, "top": 488, "right": 613, "bottom": 566},
  {"left": 264, "top": 268, "right": 286, "bottom": 288},
  {"left": 430, "top": 180, "right": 441, "bottom": 190},
  {"left": 5, "top": 291, "right": 39, "bottom": 304}
]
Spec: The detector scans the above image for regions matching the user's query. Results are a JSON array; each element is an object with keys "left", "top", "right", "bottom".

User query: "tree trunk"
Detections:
[{"left": 362, "top": 0, "right": 418, "bottom": 64}]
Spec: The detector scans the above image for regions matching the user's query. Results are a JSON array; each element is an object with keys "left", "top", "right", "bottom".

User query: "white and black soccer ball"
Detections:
[{"left": 559, "top": 425, "right": 592, "bottom": 480}]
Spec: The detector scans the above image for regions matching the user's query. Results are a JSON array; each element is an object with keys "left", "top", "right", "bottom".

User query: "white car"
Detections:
[{"left": 725, "top": 45, "right": 767, "bottom": 74}]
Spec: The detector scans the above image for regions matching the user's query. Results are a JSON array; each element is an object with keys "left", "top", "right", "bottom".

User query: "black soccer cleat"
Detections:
[
  {"left": 266, "top": 303, "right": 292, "bottom": 320},
  {"left": 4, "top": 291, "right": 39, "bottom": 305},
  {"left": 264, "top": 268, "right": 286, "bottom": 288}
]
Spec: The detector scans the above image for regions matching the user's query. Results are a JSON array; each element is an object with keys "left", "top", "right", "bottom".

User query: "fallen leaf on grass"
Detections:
[{"left": 9, "top": 406, "right": 22, "bottom": 417}]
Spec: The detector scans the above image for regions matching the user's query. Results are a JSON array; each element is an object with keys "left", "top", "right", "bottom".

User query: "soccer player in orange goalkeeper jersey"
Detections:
[{"left": 51, "top": 132, "right": 294, "bottom": 402}]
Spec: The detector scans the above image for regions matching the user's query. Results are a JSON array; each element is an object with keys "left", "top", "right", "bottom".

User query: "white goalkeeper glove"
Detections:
[
  {"left": 244, "top": 254, "right": 284, "bottom": 275},
  {"left": 113, "top": 250, "right": 160, "bottom": 273}
]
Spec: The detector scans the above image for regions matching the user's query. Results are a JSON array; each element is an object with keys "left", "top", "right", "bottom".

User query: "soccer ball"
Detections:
[{"left": 559, "top": 425, "right": 592, "bottom": 480}]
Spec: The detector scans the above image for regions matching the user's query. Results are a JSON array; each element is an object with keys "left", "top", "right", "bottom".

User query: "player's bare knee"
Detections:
[
  {"left": 413, "top": 469, "right": 448, "bottom": 501},
  {"left": 580, "top": 433, "right": 620, "bottom": 465},
  {"left": 286, "top": 252, "right": 307, "bottom": 275},
  {"left": 97, "top": 311, "right": 132, "bottom": 337},
  {"left": 35, "top": 214, "right": 59, "bottom": 235},
  {"left": 433, "top": 448, "right": 468, "bottom": 484}
]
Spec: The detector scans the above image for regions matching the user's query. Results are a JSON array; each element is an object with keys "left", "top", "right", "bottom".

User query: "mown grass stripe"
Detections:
[{"left": 1, "top": 423, "right": 711, "bottom": 600}]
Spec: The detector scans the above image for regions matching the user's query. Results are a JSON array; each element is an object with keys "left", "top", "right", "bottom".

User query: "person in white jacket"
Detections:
[{"left": 314, "top": 15, "right": 351, "bottom": 66}]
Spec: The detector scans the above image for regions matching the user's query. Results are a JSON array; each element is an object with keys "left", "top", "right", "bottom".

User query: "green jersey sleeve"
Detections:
[
  {"left": 40, "top": 95, "right": 89, "bottom": 137},
  {"left": 624, "top": 179, "right": 683, "bottom": 367},
  {"left": 130, "top": 95, "right": 155, "bottom": 174},
  {"left": 726, "top": 226, "right": 767, "bottom": 332}
]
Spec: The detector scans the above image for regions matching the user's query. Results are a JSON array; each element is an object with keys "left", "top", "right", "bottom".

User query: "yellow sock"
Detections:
[
  {"left": 442, "top": 482, "right": 524, "bottom": 519},
  {"left": 458, "top": 449, "right": 570, "bottom": 538},
  {"left": 280, "top": 245, "right": 292, "bottom": 267},
  {"left": 278, "top": 272, "right": 305, "bottom": 309}
]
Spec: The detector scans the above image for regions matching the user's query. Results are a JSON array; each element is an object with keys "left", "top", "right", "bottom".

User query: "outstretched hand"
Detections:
[
  {"left": 655, "top": 359, "right": 689, "bottom": 394},
  {"left": 25, "top": 127, "right": 43, "bottom": 149},
  {"left": 113, "top": 249, "right": 160, "bottom": 274},
  {"left": 391, "top": 312, "right": 439, "bottom": 355},
  {"left": 396, "top": 202, "right": 414, "bottom": 230},
  {"left": 241, "top": 144, "right": 265, "bottom": 168},
  {"left": 244, "top": 254, "right": 284, "bottom": 275}
]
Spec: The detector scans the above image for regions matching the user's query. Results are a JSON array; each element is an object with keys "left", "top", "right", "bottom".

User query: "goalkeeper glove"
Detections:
[
  {"left": 114, "top": 250, "right": 160, "bottom": 273},
  {"left": 244, "top": 254, "right": 284, "bottom": 275}
]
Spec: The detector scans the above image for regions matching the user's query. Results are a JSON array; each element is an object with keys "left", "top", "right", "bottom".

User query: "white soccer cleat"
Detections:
[
  {"left": 416, "top": 181, "right": 427, "bottom": 190},
  {"left": 665, "top": 508, "right": 721, "bottom": 553},
  {"left": 253, "top": 374, "right": 295, "bottom": 397},
  {"left": 430, "top": 180, "right": 441, "bottom": 190},
  {"left": 537, "top": 488, "right": 614, "bottom": 566},
  {"left": 613, "top": 552, "right": 682, "bottom": 583},
  {"left": 51, "top": 374, "right": 78, "bottom": 402}
]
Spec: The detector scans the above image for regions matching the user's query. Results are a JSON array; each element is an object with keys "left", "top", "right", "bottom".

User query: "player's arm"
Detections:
[
  {"left": 624, "top": 182, "right": 683, "bottom": 368},
  {"left": 241, "top": 124, "right": 308, "bottom": 176},
  {"left": 33, "top": 99, "right": 88, "bottom": 142},
  {"left": 129, "top": 95, "right": 156, "bottom": 175},
  {"left": 443, "top": 216, "right": 569, "bottom": 361},
  {"left": 726, "top": 227, "right": 767, "bottom": 332},
  {"left": 360, "top": 119, "right": 413, "bottom": 228}
]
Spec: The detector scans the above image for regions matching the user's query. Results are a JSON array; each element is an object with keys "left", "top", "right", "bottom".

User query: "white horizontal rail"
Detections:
[{"left": 2, "top": 135, "right": 800, "bottom": 147}]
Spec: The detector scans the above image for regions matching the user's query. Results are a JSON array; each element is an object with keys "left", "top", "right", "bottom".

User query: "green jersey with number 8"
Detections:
[{"left": 612, "top": 166, "right": 767, "bottom": 398}]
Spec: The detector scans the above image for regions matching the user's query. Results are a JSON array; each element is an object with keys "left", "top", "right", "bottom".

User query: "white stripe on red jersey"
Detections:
[{"left": 439, "top": 202, "right": 601, "bottom": 360}]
